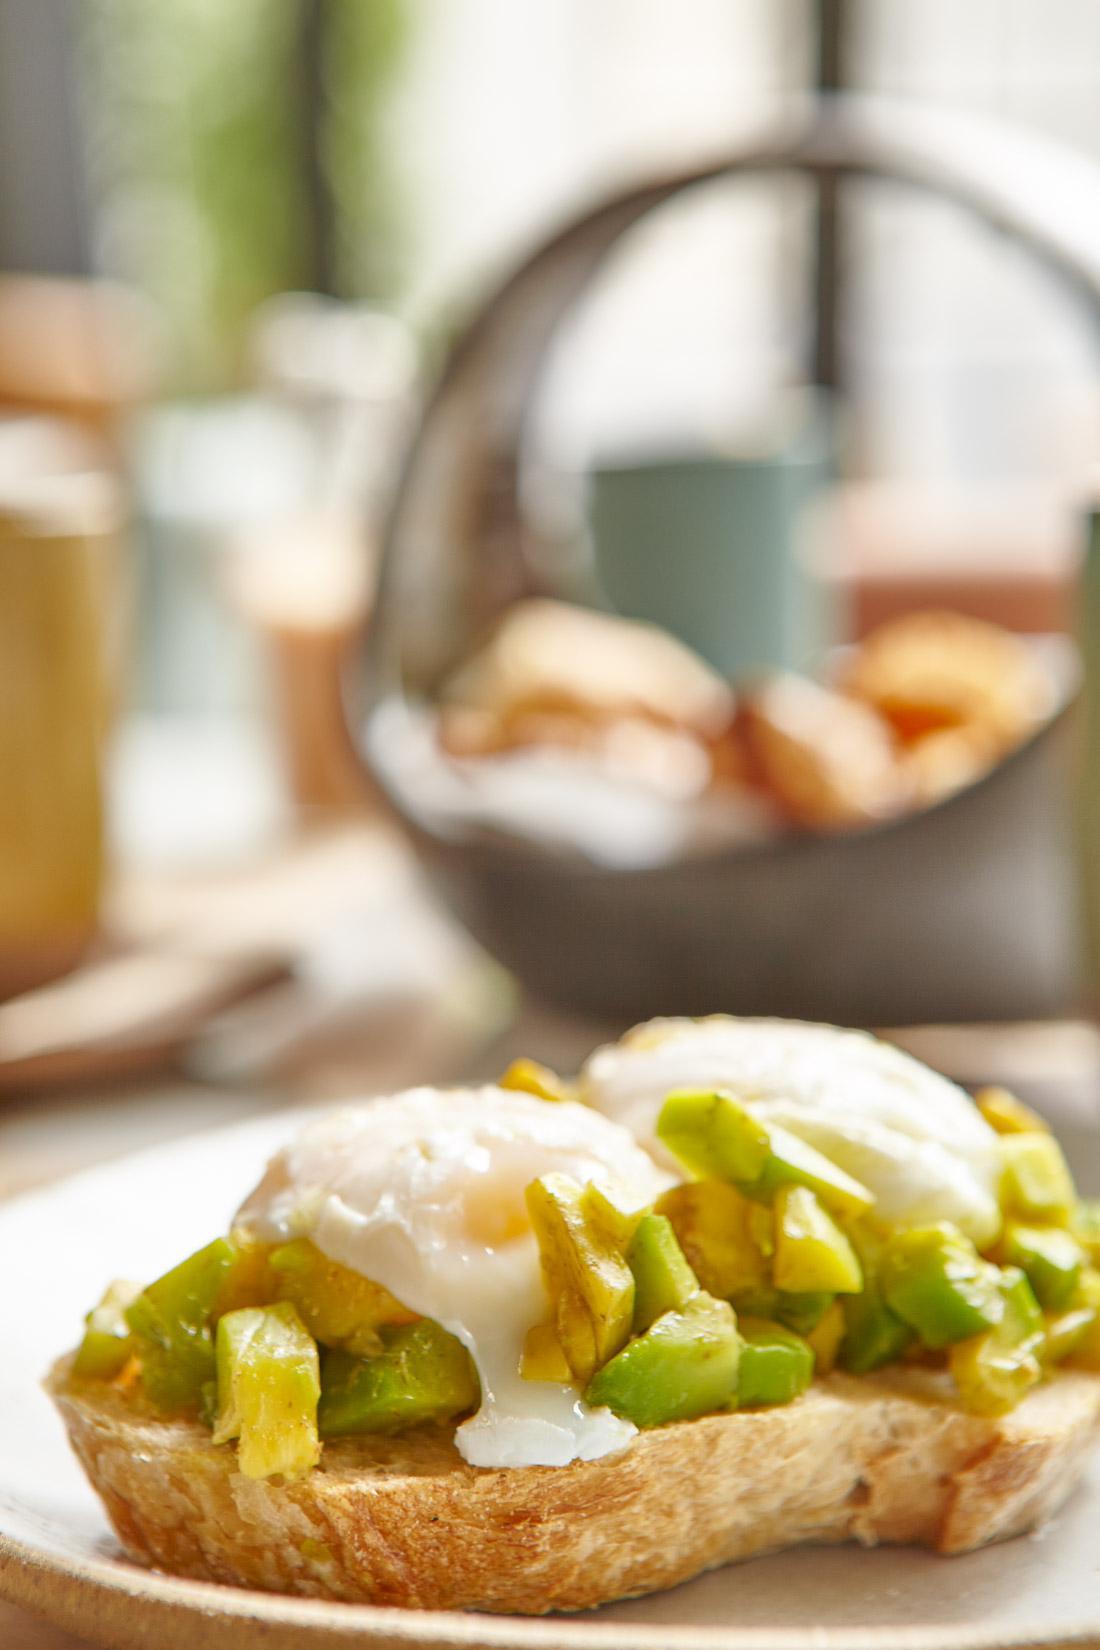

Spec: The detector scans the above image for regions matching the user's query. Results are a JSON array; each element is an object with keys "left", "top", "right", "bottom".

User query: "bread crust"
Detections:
[{"left": 47, "top": 1357, "right": 1100, "bottom": 1614}]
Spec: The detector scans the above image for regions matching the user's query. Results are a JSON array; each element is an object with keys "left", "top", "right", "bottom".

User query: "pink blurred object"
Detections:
[{"left": 814, "top": 481, "right": 1079, "bottom": 638}]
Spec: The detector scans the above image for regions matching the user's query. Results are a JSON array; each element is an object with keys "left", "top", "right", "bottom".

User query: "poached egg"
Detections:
[
  {"left": 236, "top": 1086, "right": 671, "bottom": 1469},
  {"left": 582, "top": 1017, "right": 1002, "bottom": 1246}
]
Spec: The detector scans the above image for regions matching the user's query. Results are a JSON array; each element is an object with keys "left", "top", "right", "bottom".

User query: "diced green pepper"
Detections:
[
  {"left": 1062, "top": 1268, "right": 1100, "bottom": 1369},
  {"left": 773, "top": 1186, "right": 863, "bottom": 1294},
  {"left": 975, "top": 1087, "right": 1049, "bottom": 1136},
  {"left": 1001, "top": 1224, "right": 1083, "bottom": 1311},
  {"left": 520, "top": 1320, "right": 573, "bottom": 1382},
  {"left": 880, "top": 1223, "right": 1004, "bottom": 1349},
  {"left": 999, "top": 1133, "right": 1075, "bottom": 1225},
  {"left": 656, "top": 1181, "right": 769, "bottom": 1299},
  {"left": 839, "top": 1286, "right": 913, "bottom": 1374},
  {"left": 498, "top": 1058, "right": 576, "bottom": 1104},
  {"left": 585, "top": 1294, "right": 742, "bottom": 1428},
  {"left": 805, "top": 1299, "right": 845, "bottom": 1374},
  {"left": 729, "top": 1287, "right": 835, "bottom": 1336},
  {"left": 269, "top": 1238, "right": 417, "bottom": 1357},
  {"left": 656, "top": 1091, "right": 873, "bottom": 1217},
  {"left": 1044, "top": 1305, "right": 1097, "bottom": 1365},
  {"left": 318, "top": 1319, "right": 479, "bottom": 1437},
  {"left": 1071, "top": 1199, "right": 1100, "bottom": 1263},
  {"left": 736, "top": 1317, "right": 813, "bottom": 1407},
  {"left": 126, "top": 1237, "right": 241, "bottom": 1413},
  {"left": 213, "top": 1301, "right": 321, "bottom": 1478},
  {"left": 73, "top": 1280, "right": 140, "bottom": 1380},
  {"left": 628, "top": 1213, "right": 698, "bottom": 1333},
  {"left": 526, "top": 1174, "right": 635, "bottom": 1384},
  {"left": 657, "top": 1090, "right": 771, "bottom": 1185},
  {"left": 949, "top": 1267, "right": 1043, "bottom": 1416},
  {"left": 752, "top": 1125, "right": 875, "bottom": 1218},
  {"left": 582, "top": 1181, "right": 648, "bottom": 1254},
  {"left": 838, "top": 1226, "right": 915, "bottom": 1374}
]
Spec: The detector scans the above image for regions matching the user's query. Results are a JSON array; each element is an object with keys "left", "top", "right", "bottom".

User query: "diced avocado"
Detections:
[
  {"left": 498, "top": 1057, "right": 576, "bottom": 1104},
  {"left": 805, "top": 1299, "right": 845, "bottom": 1374},
  {"left": 269, "top": 1238, "right": 417, "bottom": 1357},
  {"left": 729, "top": 1287, "right": 835, "bottom": 1336},
  {"left": 73, "top": 1280, "right": 140, "bottom": 1380},
  {"left": 839, "top": 1286, "right": 913, "bottom": 1373},
  {"left": 736, "top": 1317, "right": 814, "bottom": 1407},
  {"left": 655, "top": 1091, "right": 873, "bottom": 1217},
  {"left": 838, "top": 1225, "right": 914, "bottom": 1374},
  {"left": 999, "top": 1133, "right": 1075, "bottom": 1225},
  {"left": 520, "top": 1321, "right": 573, "bottom": 1382},
  {"left": 213, "top": 1231, "right": 275, "bottom": 1315},
  {"left": 975, "top": 1087, "right": 1049, "bottom": 1136},
  {"left": 585, "top": 1294, "right": 741, "bottom": 1429},
  {"left": 526, "top": 1174, "right": 635, "bottom": 1384},
  {"left": 1062, "top": 1267, "right": 1100, "bottom": 1370},
  {"left": 1044, "top": 1305, "right": 1097, "bottom": 1365},
  {"left": 949, "top": 1267, "right": 1043, "bottom": 1416},
  {"left": 880, "top": 1223, "right": 1004, "bottom": 1349},
  {"left": 212, "top": 1301, "right": 321, "bottom": 1478},
  {"left": 657, "top": 1090, "right": 772, "bottom": 1185},
  {"left": 751, "top": 1125, "right": 874, "bottom": 1218},
  {"left": 773, "top": 1186, "right": 863, "bottom": 1294},
  {"left": 1001, "top": 1224, "right": 1083, "bottom": 1311},
  {"left": 318, "top": 1319, "right": 479, "bottom": 1437},
  {"left": 1071, "top": 1199, "right": 1100, "bottom": 1263},
  {"left": 629, "top": 1213, "right": 698, "bottom": 1333},
  {"left": 656, "top": 1181, "right": 769, "bottom": 1300},
  {"left": 582, "top": 1181, "right": 648, "bottom": 1254},
  {"left": 126, "top": 1237, "right": 242, "bottom": 1413}
]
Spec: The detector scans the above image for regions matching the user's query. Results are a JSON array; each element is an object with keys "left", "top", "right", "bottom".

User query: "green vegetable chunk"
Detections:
[
  {"left": 839, "top": 1283, "right": 913, "bottom": 1373},
  {"left": 585, "top": 1294, "right": 742, "bottom": 1429},
  {"left": 125, "top": 1237, "right": 241, "bottom": 1413},
  {"left": 213, "top": 1301, "right": 321, "bottom": 1479},
  {"left": 1002, "top": 1224, "right": 1083, "bottom": 1311},
  {"left": 656, "top": 1091, "right": 873, "bottom": 1217},
  {"left": 269, "top": 1237, "right": 416, "bottom": 1356},
  {"left": 1072, "top": 1199, "right": 1100, "bottom": 1261},
  {"left": 752, "top": 1125, "right": 874, "bottom": 1218},
  {"left": 628, "top": 1213, "right": 698, "bottom": 1333},
  {"left": 656, "top": 1181, "right": 770, "bottom": 1299},
  {"left": 73, "top": 1280, "right": 140, "bottom": 1380},
  {"left": 736, "top": 1317, "right": 814, "bottom": 1407},
  {"left": 657, "top": 1090, "right": 770, "bottom": 1185},
  {"left": 949, "top": 1267, "right": 1044, "bottom": 1416},
  {"left": 999, "top": 1133, "right": 1075, "bottom": 1225},
  {"left": 880, "top": 1223, "right": 1004, "bottom": 1349},
  {"left": 729, "top": 1287, "right": 834, "bottom": 1336},
  {"left": 318, "top": 1320, "right": 480, "bottom": 1438},
  {"left": 773, "top": 1186, "right": 863, "bottom": 1294},
  {"left": 1044, "top": 1304, "right": 1097, "bottom": 1365},
  {"left": 525, "top": 1173, "right": 637, "bottom": 1384},
  {"left": 1061, "top": 1267, "right": 1100, "bottom": 1369}
]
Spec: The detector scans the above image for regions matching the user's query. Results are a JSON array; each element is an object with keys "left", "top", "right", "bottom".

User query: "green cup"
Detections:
[{"left": 587, "top": 391, "right": 836, "bottom": 679}]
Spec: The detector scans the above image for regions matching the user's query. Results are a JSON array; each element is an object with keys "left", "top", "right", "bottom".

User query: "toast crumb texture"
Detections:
[{"left": 48, "top": 1357, "right": 1100, "bottom": 1614}]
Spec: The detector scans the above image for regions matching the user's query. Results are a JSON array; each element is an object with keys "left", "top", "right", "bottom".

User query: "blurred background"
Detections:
[{"left": 6, "top": 0, "right": 1100, "bottom": 1192}]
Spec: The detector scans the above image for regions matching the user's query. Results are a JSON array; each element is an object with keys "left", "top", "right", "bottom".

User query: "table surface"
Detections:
[{"left": 6, "top": 822, "right": 1100, "bottom": 1648}]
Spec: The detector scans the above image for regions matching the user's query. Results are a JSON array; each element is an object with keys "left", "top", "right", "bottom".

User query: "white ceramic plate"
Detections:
[{"left": 5, "top": 1110, "right": 1100, "bottom": 1650}]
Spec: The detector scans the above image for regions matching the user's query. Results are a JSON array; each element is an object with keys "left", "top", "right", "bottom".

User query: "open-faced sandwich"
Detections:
[{"left": 49, "top": 1018, "right": 1100, "bottom": 1613}]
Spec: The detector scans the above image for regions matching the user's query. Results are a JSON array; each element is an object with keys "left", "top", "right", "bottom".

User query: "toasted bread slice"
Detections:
[{"left": 48, "top": 1356, "right": 1100, "bottom": 1614}]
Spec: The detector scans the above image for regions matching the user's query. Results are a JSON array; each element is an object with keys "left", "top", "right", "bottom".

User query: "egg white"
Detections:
[
  {"left": 581, "top": 1017, "right": 1002, "bottom": 1245},
  {"left": 237, "top": 1086, "right": 672, "bottom": 1468}
]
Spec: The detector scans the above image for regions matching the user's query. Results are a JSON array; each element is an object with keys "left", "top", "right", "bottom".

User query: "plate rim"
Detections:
[{"left": 6, "top": 1524, "right": 1100, "bottom": 1650}]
